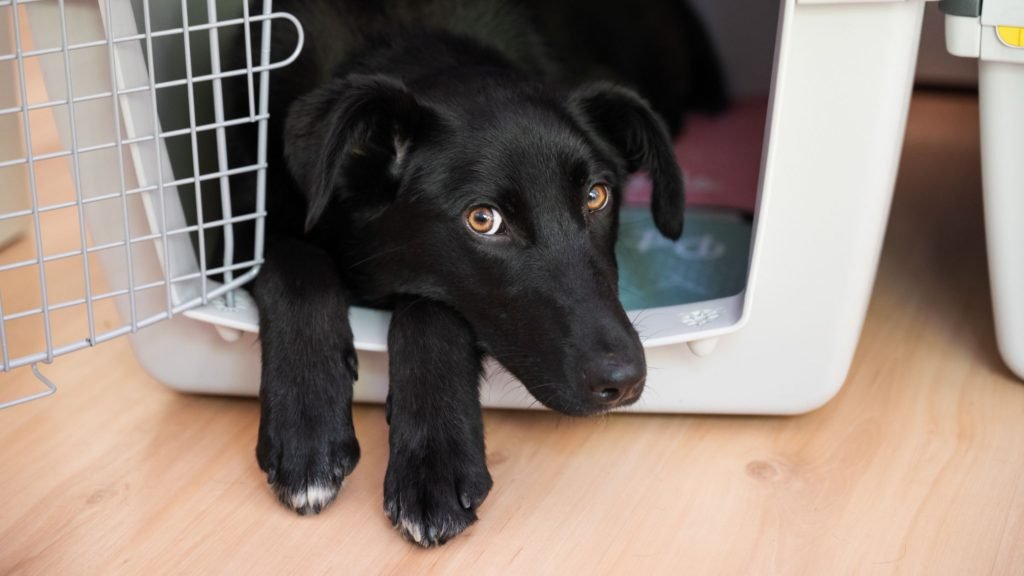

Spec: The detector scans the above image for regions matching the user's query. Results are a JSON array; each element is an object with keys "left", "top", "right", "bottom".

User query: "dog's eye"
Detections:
[
  {"left": 587, "top": 183, "right": 611, "bottom": 212},
  {"left": 466, "top": 206, "right": 504, "bottom": 235}
]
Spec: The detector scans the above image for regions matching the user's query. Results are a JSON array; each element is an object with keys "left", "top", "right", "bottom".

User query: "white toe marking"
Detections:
[
  {"left": 401, "top": 518, "right": 423, "bottom": 544},
  {"left": 289, "top": 483, "right": 337, "bottom": 511},
  {"left": 305, "top": 483, "right": 336, "bottom": 509}
]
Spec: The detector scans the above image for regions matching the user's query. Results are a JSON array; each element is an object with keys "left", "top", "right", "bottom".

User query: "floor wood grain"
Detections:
[{"left": 2, "top": 91, "right": 1022, "bottom": 575}]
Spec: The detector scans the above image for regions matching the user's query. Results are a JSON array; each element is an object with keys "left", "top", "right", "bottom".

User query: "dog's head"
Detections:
[{"left": 285, "top": 73, "right": 683, "bottom": 415}]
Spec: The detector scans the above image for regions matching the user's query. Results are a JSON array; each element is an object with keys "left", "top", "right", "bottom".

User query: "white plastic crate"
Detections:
[
  {"left": 942, "top": 0, "right": 1024, "bottom": 380},
  {"left": 1, "top": 0, "right": 946, "bottom": 412}
]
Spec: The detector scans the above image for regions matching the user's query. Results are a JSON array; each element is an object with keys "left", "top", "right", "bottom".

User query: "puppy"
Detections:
[{"left": 225, "top": 0, "right": 725, "bottom": 546}]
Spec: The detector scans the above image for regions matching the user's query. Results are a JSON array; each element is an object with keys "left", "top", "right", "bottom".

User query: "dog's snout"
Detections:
[{"left": 588, "top": 357, "right": 645, "bottom": 407}]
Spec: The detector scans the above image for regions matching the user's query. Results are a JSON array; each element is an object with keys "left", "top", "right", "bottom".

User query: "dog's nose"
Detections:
[{"left": 588, "top": 358, "right": 645, "bottom": 406}]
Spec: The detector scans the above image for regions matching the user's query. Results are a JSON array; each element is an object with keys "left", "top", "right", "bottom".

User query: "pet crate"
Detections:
[
  {"left": 0, "top": 0, "right": 952, "bottom": 412},
  {"left": 942, "top": 0, "right": 1024, "bottom": 380}
]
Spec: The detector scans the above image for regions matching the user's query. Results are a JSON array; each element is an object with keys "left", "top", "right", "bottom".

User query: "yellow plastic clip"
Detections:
[{"left": 996, "top": 26, "right": 1024, "bottom": 48}]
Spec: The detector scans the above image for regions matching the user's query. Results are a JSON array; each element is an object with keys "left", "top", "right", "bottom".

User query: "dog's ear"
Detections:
[
  {"left": 568, "top": 83, "right": 685, "bottom": 240},
  {"left": 284, "top": 75, "right": 434, "bottom": 231}
]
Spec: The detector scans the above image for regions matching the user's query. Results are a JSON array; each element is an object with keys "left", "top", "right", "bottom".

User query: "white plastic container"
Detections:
[
  {"left": 11, "top": 0, "right": 935, "bottom": 413},
  {"left": 943, "top": 0, "right": 1024, "bottom": 379},
  {"left": 980, "top": 62, "right": 1024, "bottom": 380}
]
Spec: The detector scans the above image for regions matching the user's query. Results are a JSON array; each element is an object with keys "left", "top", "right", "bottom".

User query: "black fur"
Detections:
[
  {"left": 251, "top": 236, "right": 360, "bottom": 514},
  {"left": 383, "top": 297, "right": 493, "bottom": 545},
  {"left": 226, "top": 0, "right": 725, "bottom": 546}
]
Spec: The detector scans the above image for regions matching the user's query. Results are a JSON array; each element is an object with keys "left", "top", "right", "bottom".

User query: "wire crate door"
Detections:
[{"left": 0, "top": 0, "right": 301, "bottom": 407}]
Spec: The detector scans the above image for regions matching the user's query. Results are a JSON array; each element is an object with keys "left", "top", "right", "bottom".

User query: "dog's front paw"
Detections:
[
  {"left": 257, "top": 409, "right": 360, "bottom": 515},
  {"left": 383, "top": 446, "right": 493, "bottom": 547}
]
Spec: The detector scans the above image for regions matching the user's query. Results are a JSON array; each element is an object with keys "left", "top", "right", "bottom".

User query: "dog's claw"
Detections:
[
  {"left": 460, "top": 492, "right": 472, "bottom": 509},
  {"left": 407, "top": 521, "right": 424, "bottom": 544}
]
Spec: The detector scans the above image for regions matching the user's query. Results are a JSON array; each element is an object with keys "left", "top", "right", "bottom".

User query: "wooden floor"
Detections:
[{"left": 2, "top": 92, "right": 1023, "bottom": 575}]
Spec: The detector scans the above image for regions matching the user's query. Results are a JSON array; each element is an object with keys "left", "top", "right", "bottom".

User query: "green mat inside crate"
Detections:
[{"left": 616, "top": 206, "right": 752, "bottom": 310}]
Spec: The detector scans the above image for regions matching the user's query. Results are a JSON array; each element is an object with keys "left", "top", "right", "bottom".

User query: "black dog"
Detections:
[{"left": 226, "top": 0, "right": 725, "bottom": 547}]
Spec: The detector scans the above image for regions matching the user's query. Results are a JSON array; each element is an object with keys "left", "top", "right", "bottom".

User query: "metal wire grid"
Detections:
[{"left": 0, "top": 0, "right": 303, "bottom": 407}]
